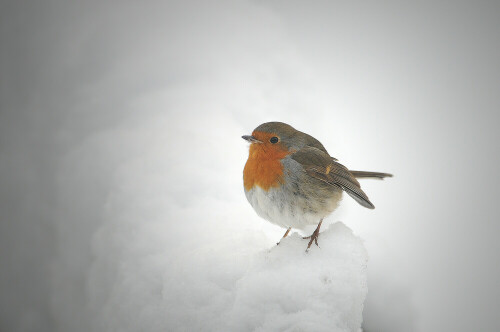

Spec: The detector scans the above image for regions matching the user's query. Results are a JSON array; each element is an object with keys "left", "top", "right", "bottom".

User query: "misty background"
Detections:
[{"left": 1, "top": 0, "right": 500, "bottom": 331}]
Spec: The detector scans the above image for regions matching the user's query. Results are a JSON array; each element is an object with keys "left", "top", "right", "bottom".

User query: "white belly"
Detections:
[{"left": 244, "top": 185, "right": 342, "bottom": 230}]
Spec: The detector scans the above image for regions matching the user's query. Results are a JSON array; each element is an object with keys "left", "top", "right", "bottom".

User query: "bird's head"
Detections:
[
  {"left": 242, "top": 122, "right": 298, "bottom": 153},
  {"left": 242, "top": 122, "right": 299, "bottom": 191},
  {"left": 242, "top": 121, "right": 328, "bottom": 156}
]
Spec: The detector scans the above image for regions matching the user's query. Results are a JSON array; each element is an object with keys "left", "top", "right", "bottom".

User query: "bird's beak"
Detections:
[{"left": 242, "top": 135, "right": 263, "bottom": 144}]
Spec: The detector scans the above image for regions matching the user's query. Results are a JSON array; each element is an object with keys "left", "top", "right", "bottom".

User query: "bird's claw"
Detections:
[
  {"left": 304, "top": 230, "right": 321, "bottom": 251},
  {"left": 304, "top": 219, "right": 323, "bottom": 252}
]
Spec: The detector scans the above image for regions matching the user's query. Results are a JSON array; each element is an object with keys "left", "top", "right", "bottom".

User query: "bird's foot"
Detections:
[
  {"left": 303, "top": 219, "right": 323, "bottom": 251},
  {"left": 303, "top": 230, "right": 320, "bottom": 250},
  {"left": 277, "top": 227, "right": 292, "bottom": 245}
]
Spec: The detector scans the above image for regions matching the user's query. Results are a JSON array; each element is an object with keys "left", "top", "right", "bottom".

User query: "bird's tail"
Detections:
[{"left": 349, "top": 170, "right": 393, "bottom": 179}]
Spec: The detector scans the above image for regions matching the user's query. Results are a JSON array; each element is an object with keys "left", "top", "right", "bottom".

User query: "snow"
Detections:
[
  {"left": 90, "top": 218, "right": 367, "bottom": 332},
  {"left": 223, "top": 225, "right": 367, "bottom": 332}
]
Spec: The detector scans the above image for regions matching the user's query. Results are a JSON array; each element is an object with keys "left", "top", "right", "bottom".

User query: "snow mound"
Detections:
[
  {"left": 224, "top": 223, "right": 368, "bottom": 332},
  {"left": 100, "top": 222, "right": 368, "bottom": 332}
]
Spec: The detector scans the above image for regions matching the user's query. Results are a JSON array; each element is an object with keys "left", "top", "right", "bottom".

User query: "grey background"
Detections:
[{"left": 1, "top": 1, "right": 499, "bottom": 331}]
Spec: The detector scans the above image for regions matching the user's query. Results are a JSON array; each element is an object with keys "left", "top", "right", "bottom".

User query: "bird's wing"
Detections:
[
  {"left": 291, "top": 146, "right": 375, "bottom": 209},
  {"left": 349, "top": 170, "right": 392, "bottom": 179}
]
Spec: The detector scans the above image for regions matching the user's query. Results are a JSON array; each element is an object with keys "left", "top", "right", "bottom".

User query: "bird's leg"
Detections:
[
  {"left": 277, "top": 227, "right": 292, "bottom": 245},
  {"left": 303, "top": 219, "right": 323, "bottom": 250}
]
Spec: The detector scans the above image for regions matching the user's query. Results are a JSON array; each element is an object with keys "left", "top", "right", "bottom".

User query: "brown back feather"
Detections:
[{"left": 291, "top": 147, "right": 375, "bottom": 209}]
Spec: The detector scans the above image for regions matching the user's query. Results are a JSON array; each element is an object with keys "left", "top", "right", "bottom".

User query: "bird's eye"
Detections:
[{"left": 270, "top": 136, "right": 279, "bottom": 144}]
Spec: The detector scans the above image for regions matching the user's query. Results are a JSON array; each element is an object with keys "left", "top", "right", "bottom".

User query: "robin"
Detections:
[{"left": 242, "top": 121, "right": 392, "bottom": 250}]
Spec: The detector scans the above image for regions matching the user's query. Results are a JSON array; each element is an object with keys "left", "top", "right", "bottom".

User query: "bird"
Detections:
[{"left": 242, "top": 121, "right": 392, "bottom": 250}]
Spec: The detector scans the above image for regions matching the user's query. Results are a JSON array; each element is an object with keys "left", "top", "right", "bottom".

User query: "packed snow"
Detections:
[{"left": 90, "top": 219, "right": 367, "bottom": 332}]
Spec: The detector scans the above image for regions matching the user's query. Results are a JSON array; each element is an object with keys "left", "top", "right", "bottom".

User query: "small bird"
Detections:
[{"left": 242, "top": 122, "right": 392, "bottom": 250}]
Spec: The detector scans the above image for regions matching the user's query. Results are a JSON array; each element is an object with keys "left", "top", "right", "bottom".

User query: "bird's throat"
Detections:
[{"left": 243, "top": 144, "right": 290, "bottom": 191}]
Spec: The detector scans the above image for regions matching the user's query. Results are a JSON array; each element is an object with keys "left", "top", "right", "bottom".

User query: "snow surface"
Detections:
[{"left": 90, "top": 221, "right": 367, "bottom": 332}]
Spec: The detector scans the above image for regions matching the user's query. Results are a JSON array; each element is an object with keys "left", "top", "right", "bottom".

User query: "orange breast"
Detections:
[{"left": 243, "top": 142, "right": 290, "bottom": 191}]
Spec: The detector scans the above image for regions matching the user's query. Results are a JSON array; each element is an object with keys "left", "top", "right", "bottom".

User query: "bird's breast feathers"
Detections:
[
  {"left": 243, "top": 143, "right": 291, "bottom": 191},
  {"left": 244, "top": 172, "right": 342, "bottom": 229}
]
